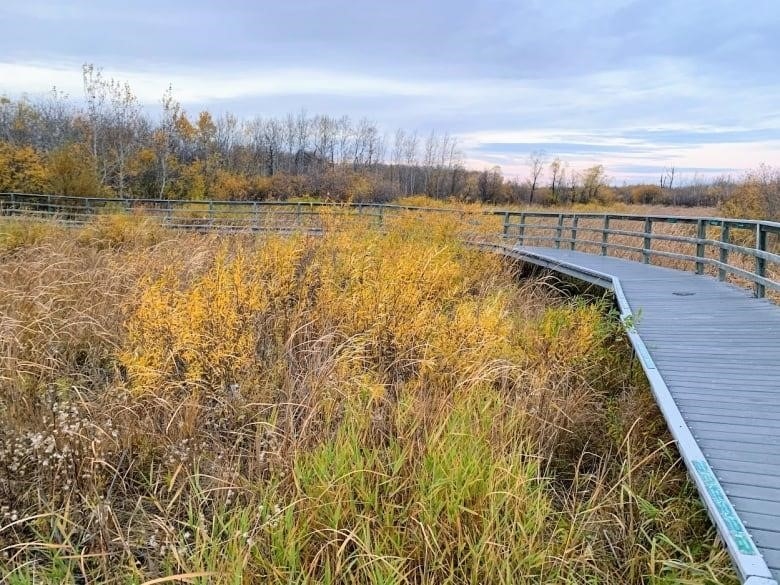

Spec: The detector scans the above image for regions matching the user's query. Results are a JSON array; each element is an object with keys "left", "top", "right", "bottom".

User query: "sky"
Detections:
[{"left": 1, "top": 0, "right": 779, "bottom": 183}]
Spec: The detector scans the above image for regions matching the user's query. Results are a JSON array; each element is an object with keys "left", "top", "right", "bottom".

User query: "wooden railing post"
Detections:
[
  {"left": 518, "top": 213, "right": 526, "bottom": 246},
  {"left": 695, "top": 219, "right": 706, "bottom": 275},
  {"left": 555, "top": 214, "right": 564, "bottom": 249},
  {"left": 601, "top": 216, "right": 610, "bottom": 256},
  {"left": 296, "top": 203, "right": 302, "bottom": 226},
  {"left": 643, "top": 218, "right": 652, "bottom": 264},
  {"left": 755, "top": 224, "right": 767, "bottom": 298},
  {"left": 502, "top": 212, "right": 510, "bottom": 238},
  {"left": 570, "top": 216, "right": 579, "bottom": 251},
  {"left": 719, "top": 223, "right": 730, "bottom": 281}
]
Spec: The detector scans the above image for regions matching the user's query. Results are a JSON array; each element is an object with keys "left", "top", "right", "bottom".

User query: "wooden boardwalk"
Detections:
[{"left": 507, "top": 246, "right": 780, "bottom": 585}]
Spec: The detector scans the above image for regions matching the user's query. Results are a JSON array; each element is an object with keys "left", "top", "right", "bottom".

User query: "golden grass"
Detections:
[{"left": 0, "top": 213, "right": 737, "bottom": 583}]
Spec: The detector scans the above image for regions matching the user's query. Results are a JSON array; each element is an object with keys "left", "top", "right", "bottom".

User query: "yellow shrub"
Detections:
[
  {"left": 121, "top": 238, "right": 304, "bottom": 394},
  {"left": 530, "top": 300, "right": 611, "bottom": 365},
  {"left": 0, "top": 218, "right": 62, "bottom": 252},
  {"left": 77, "top": 213, "right": 165, "bottom": 250}
]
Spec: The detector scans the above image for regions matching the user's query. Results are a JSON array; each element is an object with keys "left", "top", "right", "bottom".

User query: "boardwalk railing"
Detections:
[
  {"left": 2, "top": 192, "right": 779, "bottom": 298},
  {"left": 0, "top": 192, "right": 471, "bottom": 231},
  {"left": 501, "top": 211, "right": 780, "bottom": 298}
]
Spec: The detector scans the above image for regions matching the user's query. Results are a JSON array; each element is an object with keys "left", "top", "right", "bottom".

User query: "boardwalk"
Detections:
[{"left": 504, "top": 246, "right": 780, "bottom": 585}]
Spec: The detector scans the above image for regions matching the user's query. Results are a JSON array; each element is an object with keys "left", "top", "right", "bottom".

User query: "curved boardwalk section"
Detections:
[{"left": 509, "top": 246, "right": 780, "bottom": 585}]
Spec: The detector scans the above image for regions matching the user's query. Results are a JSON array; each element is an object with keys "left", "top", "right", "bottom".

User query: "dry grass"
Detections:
[{"left": 0, "top": 213, "right": 737, "bottom": 584}]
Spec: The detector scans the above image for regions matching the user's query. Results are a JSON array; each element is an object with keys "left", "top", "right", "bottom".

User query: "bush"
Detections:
[{"left": 720, "top": 165, "right": 780, "bottom": 220}]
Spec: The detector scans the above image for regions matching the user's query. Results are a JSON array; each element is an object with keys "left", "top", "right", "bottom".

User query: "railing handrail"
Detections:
[{"left": 3, "top": 191, "right": 779, "bottom": 232}]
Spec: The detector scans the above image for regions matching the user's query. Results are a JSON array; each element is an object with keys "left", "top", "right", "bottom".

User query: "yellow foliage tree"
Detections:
[
  {"left": 126, "top": 146, "right": 159, "bottom": 199},
  {"left": 721, "top": 165, "right": 780, "bottom": 220},
  {"left": 630, "top": 184, "right": 664, "bottom": 205},
  {"left": 211, "top": 169, "right": 251, "bottom": 200},
  {"left": 0, "top": 141, "right": 48, "bottom": 193},
  {"left": 172, "top": 160, "right": 208, "bottom": 200},
  {"left": 46, "top": 143, "right": 105, "bottom": 197}
]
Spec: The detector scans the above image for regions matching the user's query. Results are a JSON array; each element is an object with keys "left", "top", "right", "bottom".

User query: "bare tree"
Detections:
[
  {"left": 335, "top": 116, "right": 352, "bottom": 166},
  {"left": 82, "top": 64, "right": 109, "bottom": 182},
  {"left": 155, "top": 85, "right": 181, "bottom": 198},
  {"left": 83, "top": 71, "right": 143, "bottom": 198},
  {"left": 549, "top": 157, "right": 565, "bottom": 203},
  {"left": 568, "top": 170, "right": 581, "bottom": 205},
  {"left": 527, "top": 150, "right": 546, "bottom": 204},
  {"left": 477, "top": 166, "right": 503, "bottom": 201},
  {"left": 263, "top": 118, "right": 283, "bottom": 176},
  {"left": 313, "top": 115, "right": 336, "bottom": 167},
  {"left": 403, "top": 131, "right": 419, "bottom": 195}
]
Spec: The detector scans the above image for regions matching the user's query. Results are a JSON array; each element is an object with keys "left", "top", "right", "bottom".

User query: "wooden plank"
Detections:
[
  {"left": 730, "top": 496, "right": 780, "bottom": 518},
  {"left": 709, "top": 458, "right": 780, "bottom": 479},
  {"left": 747, "top": 527, "right": 780, "bottom": 551},
  {"left": 698, "top": 439, "right": 780, "bottom": 457},
  {"left": 674, "top": 394, "right": 780, "bottom": 406},
  {"left": 689, "top": 429, "right": 780, "bottom": 447},
  {"left": 684, "top": 412, "right": 780, "bottom": 430}
]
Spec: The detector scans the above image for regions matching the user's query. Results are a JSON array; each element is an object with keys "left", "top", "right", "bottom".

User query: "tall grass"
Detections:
[{"left": 0, "top": 213, "right": 736, "bottom": 583}]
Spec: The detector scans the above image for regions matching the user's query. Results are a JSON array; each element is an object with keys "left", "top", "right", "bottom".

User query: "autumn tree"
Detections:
[
  {"left": 721, "top": 165, "right": 780, "bottom": 220},
  {"left": 477, "top": 166, "right": 504, "bottom": 201},
  {"left": 46, "top": 143, "right": 103, "bottom": 196},
  {"left": 0, "top": 142, "right": 48, "bottom": 193},
  {"left": 629, "top": 184, "right": 662, "bottom": 205},
  {"left": 579, "top": 165, "right": 606, "bottom": 203},
  {"left": 549, "top": 158, "right": 565, "bottom": 204},
  {"left": 153, "top": 85, "right": 180, "bottom": 198},
  {"left": 527, "top": 150, "right": 546, "bottom": 204}
]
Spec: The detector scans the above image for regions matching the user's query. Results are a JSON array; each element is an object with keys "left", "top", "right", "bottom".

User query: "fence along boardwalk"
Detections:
[{"left": 505, "top": 246, "right": 780, "bottom": 584}]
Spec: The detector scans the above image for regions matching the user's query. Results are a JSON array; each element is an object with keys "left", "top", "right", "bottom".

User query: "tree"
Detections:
[
  {"left": 660, "top": 166, "right": 676, "bottom": 204},
  {"left": 567, "top": 170, "right": 581, "bottom": 205},
  {"left": 721, "top": 165, "right": 780, "bottom": 220},
  {"left": 82, "top": 64, "right": 144, "bottom": 197},
  {"left": 631, "top": 184, "right": 664, "bottom": 205},
  {"left": 46, "top": 142, "right": 103, "bottom": 196},
  {"left": 105, "top": 78, "right": 143, "bottom": 198},
  {"left": 82, "top": 64, "right": 108, "bottom": 183},
  {"left": 477, "top": 166, "right": 504, "bottom": 201},
  {"left": 527, "top": 150, "right": 546, "bottom": 204},
  {"left": 0, "top": 142, "right": 48, "bottom": 193},
  {"left": 549, "top": 158, "right": 565, "bottom": 203},
  {"left": 153, "top": 85, "right": 181, "bottom": 198},
  {"left": 581, "top": 165, "right": 606, "bottom": 203}
]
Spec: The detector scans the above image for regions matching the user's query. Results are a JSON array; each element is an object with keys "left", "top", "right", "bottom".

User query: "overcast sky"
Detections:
[{"left": 1, "top": 0, "right": 779, "bottom": 183}]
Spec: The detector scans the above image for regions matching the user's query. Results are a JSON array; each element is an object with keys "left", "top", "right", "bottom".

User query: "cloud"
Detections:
[{"left": 1, "top": 0, "right": 779, "bottom": 182}]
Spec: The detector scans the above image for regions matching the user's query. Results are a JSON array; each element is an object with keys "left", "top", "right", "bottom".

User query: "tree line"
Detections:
[
  {"left": 0, "top": 65, "right": 777, "bottom": 218},
  {"left": 0, "top": 65, "right": 477, "bottom": 202},
  {"left": 0, "top": 65, "right": 618, "bottom": 204}
]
